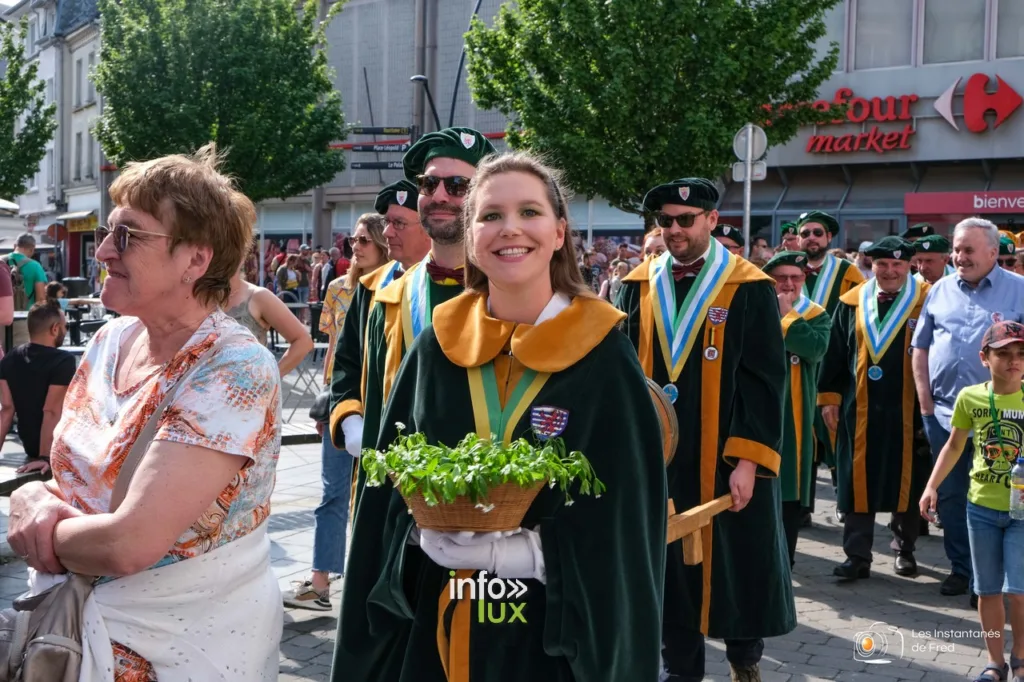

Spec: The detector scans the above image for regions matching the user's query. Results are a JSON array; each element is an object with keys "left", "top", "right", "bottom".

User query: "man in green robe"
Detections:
[
  {"left": 795, "top": 210, "right": 864, "bottom": 525},
  {"left": 616, "top": 178, "right": 795, "bottom": 682},
  {"left": 330, "top": 127, "right": 496, "bottom": 682},
  {"left": 329, "top": 179, "right": 430, "bottom": 457},
  {"left": 912, "top": 233, "right": 954, "bottom": 285},
  {"left": 762, "top": 251, "right": 831, "bottom": 569},
  {"left": 817, "top": 236, "right": 931, "bottom": 580}
]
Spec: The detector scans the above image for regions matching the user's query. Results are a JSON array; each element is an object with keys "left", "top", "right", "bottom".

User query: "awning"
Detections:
[
  {"left": 55, "top": 210, "right": 94, "bottom": 221},
  {"left": 0, "top": 199, "right": 18, "bottom": 213}
]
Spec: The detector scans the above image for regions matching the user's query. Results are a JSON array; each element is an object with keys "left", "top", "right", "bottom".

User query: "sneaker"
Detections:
[{"left": 283, "top": 580, "right": 332, "bottom": 611}]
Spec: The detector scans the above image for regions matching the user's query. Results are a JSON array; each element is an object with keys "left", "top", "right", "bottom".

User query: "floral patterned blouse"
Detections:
[
  {"left": 319, "top": 278, "right": 355, "bottom": 385},
  {"left": 50, "top": 309, "right": 282, "bottom": 681}
]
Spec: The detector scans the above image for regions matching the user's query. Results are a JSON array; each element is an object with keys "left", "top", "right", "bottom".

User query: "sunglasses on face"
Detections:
[
  {"left": 416, "top": 174, "right": 472, "bottom": 198},
  {"left": 348, "top": 235, "right": 373, "bottom": 247},
  {"left": 800, "top": 228, "right": 826, "bottom": 238},
  {"left": 999, "top": 258, "right": 1016, "bottom": 267},
  {"left": 654, "top": 211, "right": 708, "bottom": 229},
  {"left": 96, "top": 224, "right": 171, "bottom": 254}
]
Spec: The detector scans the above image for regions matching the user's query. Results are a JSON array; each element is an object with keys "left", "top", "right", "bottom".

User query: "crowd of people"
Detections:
[{"left": 0, "top": 126, "right": 1020, "bottom": 682}]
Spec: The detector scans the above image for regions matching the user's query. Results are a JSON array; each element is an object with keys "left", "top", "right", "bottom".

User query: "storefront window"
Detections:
[
  {"left": 854, "top": 0, "right": 913, "bottom": 69},
  {"left": 814, "top": 4, "right": 847, "bottom": 69},
  {"left": 997, "top": 0, "right": 1024, "bottom": 59},
  {"left": 842, "top": 218, "right": 898, "bottom": 252},
  {"left": 923, "top": 0, "right": 985, "bottom": 64}
]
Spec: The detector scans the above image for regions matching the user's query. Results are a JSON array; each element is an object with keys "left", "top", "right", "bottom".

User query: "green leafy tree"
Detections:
[
  {"left": 0, "top": 18, "right": 57, "bottom": 201},
  {"left": 466, "top": 0, "right": 842, "bottom": 215},
  {"left": 94, "top": 0, "right": 347, "bottom": 202}
]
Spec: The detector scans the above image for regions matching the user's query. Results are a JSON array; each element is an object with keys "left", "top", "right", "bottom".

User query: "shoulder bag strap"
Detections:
[{"left": 109, "top": 335, "right": 228, "bottom": 512}]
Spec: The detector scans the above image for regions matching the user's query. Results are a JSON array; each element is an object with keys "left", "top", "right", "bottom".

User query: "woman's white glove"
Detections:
[
  {"left": 418, "top": 528, "right": 546, "bottom": 583},
  {"left": 341, "top": 414, "right": 364, "bottom": 457}
]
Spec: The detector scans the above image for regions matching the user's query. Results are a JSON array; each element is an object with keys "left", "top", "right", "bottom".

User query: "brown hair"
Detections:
[
  {"left": 344, "top": 213, "right": 389, "bottom": 290},
  {"left": 108, "top": 143, "right": 256, "bottom": 307},
  {"left": 463, "top": 152, "right": 592, "bottom": 299}
]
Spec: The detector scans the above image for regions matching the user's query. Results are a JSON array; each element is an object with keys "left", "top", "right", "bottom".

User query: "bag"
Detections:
[
  {"left": 2, "top": 256, "right": 27, "bottom": 312},
  {"left": 0, "top": 336, "right": 226, "bottom": 681},
  {"left": 309, "top": 388, "right": 331, "bottom": 424}
]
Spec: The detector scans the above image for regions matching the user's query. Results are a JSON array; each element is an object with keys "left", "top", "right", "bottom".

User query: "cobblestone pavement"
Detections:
[{"left": 0, "top": 450, "right": 1004, "bottom": 681}]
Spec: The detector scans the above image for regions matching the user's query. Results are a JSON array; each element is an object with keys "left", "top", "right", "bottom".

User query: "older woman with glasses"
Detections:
[{"left": 7, "top": 145, "right": 284, "bottom": 681}]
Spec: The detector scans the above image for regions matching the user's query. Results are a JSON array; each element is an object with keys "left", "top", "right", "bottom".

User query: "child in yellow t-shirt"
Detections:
[{"left": 921, "top": 320, "right": 1024, "bottom": 682}]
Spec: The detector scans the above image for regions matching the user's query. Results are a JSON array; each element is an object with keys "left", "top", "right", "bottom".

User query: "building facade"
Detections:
[{"left": 724, "top": 0, "right": 1024, "bottom": 250}]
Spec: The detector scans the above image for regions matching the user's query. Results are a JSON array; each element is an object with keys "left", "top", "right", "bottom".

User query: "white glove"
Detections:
[
  {"left": 341, "top": 414, "right": 364, "bottom": 457},
  {"left": 418, "top": 528, "right": 546, "bottom": 583}
]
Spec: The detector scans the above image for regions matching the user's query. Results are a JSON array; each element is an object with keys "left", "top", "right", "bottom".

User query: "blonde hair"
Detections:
[
  {"left": 463, "top": 152, "right": 592, "bottom": 299},
  {"left": 108, "top": 143, "right": 255, "bottom": 307},
  {"left": 344, "top": 213, "right": 389, "bottom": 290}
]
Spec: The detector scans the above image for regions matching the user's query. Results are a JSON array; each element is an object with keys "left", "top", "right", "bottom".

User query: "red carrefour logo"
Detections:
[{"left": 934, "top": 74, "right": 1023, "bottom": 133}]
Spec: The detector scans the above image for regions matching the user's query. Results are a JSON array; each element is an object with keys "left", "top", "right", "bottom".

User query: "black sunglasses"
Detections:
[
  {"left": 999, "top": 257, "right": 1016, "bottom": 266},
  {"left": 654, "top": 211, "right": 708, "bottom": 229},
  {"left": 416, "top": 174, "right": 472, "bottom": 198},
  {"left": 800, "top": 228, "right": 826, "bottom": 238},
  {"left": 96, "top": 224, "right": 171, "bottom": 254}
]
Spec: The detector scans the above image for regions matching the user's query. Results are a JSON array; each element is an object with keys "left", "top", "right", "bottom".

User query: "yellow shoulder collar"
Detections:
[
  {"left": 374, "top": 262, "right": 420, "bottom": 305},
  {"left": 840, "top": 281, "right": 867, "bottom": 306},
  {"left": 433, "top": 292, "right": 625, "bottom": 372},
  {"left": 359, "top": 261, "right": 398, "bottom": 291},
  {"left": 622, "top": 251, "right": 771, "bottom": 285}
]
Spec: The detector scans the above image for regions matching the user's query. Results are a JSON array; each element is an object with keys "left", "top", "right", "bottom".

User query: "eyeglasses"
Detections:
[
  {"left": 96, "top": 224, "right": 171, "bottom": 254},
  {"left": 799, "top": 228, "right": 826, "bottom": 238},
  {"left": 348, "top": 235, "right": 373, "bottom": 247},
  {"left": 654, "top": 211, "right": 708, "bottom": 229},
  {"left": 416, "top": 174, "right": 472, "bottom": 198},
  {"left": 384, "top": 218, "right": 415, "bottom": 231},
  {"left": 999, "top": 257, "right": 1016, "bottom": 267}
]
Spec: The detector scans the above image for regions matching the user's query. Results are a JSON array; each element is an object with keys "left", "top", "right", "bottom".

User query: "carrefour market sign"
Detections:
[{"left": 804, "top": 88, "right": 918, "bottom": 154}]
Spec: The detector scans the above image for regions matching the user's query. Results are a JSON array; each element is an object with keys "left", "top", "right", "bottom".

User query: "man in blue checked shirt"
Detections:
[{"left": 911, "top": 217, "right": 1024, "bottom": 608}]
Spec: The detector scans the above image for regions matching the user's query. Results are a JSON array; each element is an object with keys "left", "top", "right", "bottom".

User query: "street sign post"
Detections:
[
  {"left": 350, "top": 126, "right": 410, "bottom": 135},
  {"left": 731, "top": 161, "right": 767, "bottom": 183},
  {"left": 350, "top": 161, "right": 404, "bottom": 170},
  {"left": 733, "top": 123, "right": 768, "bottom": 258}
]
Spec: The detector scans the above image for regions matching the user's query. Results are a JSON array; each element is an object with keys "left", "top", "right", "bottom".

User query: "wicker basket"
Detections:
[{"left": 395, "top": 477, "right": 545, "bottom": 532}]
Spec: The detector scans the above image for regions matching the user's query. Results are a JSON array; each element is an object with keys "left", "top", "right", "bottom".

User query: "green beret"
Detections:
[
  {"left": 864, "top": 236, "right": 915, "bottom": 261},
  {"left": 713, "top": 224, "right": 744, "bottom": 246},
  {"left": 915, "top": 234, "right": 950, "bottom": 254},
  {"left": 762, "top": 250, "right": 809, "bottom": 273},
  {"left": 795, "top": 210, "right": 839, "bottom": 236},
  {"left": 900, "top": 222, "right": 935, "bottom": 240},
  {"left": 402, "top": 127, "right": 496, "bottom": 181},
  {"left": 1000, "top": 236, "right": 1017, "bottom": 256},
  {"left": 642, "top": 178, "right": 719, "bottom": 213},
  {"left": 780, "top": 221, "right": 798, "bottom": 237},
  {"left": 374, "top": 179, "right": 418, "bottom": 215}
]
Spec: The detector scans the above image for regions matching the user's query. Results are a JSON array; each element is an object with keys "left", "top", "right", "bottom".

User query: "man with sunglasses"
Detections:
[
  {"left": 818, "top": 237, "right": 930, "bottom": 581},
  {"left": 794, "top": 210, "right": 863, "bottom": 525},
  {"left": 617, "top": 178, "right": 794, "bottom": 682},
  {"left": 912, "top": 234, "right": 955, "bottom": 285},
  {"left": 330, "top": 126, "right": 495, "bottom": 682},
  {"left": 999, "top": 236, "right": 1018, "bottom": 273},
  {"left": 328, "top": 179, "right": 426, "bottom": 463}
]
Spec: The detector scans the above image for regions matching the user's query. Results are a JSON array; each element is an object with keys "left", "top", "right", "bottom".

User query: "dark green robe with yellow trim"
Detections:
[
  {"left": 615, "top": 255, "right": 795, "bottom": 640},
  {"left": 817, "top": 281, "right": 930, "bottom": 514},
  {"left": 805, "top": 257, "right": 864, "bottom": 469},
  {"left": 331, "top": 292, "right": 667, "bottom": 682},
  {"left": 328, "top": 262, "right": 401, "bottom": 448},
  {"left": 780, "top": 302, "right": 831, "bottom": 505},
  {"left": 330, "top": 268, "right": 469, "bottom": 682}
]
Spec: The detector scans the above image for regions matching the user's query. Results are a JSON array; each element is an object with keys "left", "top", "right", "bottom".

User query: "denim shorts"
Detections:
[{"left": 966, "top": 501, "right": 1024, "bottom": 596}]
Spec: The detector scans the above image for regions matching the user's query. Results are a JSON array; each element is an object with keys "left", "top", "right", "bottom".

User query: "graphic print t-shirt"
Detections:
[{"left": 951, "top": 382, "right": 1024, "bottom": 512}]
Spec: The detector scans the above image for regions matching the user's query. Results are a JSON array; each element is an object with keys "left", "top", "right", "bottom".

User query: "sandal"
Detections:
[
  {"left": 974, "top": 663, "right": 1010, "bottom": 682},
  {"left": 1010, "top": 655, "right": 1024, "bottom": 682}
]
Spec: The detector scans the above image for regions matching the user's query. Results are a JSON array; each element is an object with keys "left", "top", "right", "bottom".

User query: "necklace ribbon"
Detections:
[
  {"left": 467, "top": 363, "right": 550, "bottom": 444},
  {"left": 857, "top": 277, "right": 920, "bottom": 364},
  {"left": 792, "top": 294, "right": 812, "bottom": 316},
  {"left": 803, "top": 254, "right": 840, "bottom": 306},
  {"left": 378, "top": 260, "right": 402, "bottom": 290},
  {"left": 401, "top": 254, "right": 433, "bottom": 349},
  {"left": 648, "top": 241, "right": 735, "bottom": 382}
]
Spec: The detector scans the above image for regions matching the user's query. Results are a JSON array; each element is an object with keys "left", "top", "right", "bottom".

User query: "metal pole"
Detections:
[
  {"left": 448, "top": 0, "right": 485, "bottom": 127},
  {"left": 743, "top": 122, "right": 753, "bottom": 259},
  {"left": 258, "top": 207, "right": 265, "bottom": 288}
]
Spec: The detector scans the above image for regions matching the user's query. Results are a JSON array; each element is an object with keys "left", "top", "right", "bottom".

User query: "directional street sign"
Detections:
[
  {"left": 350, "top": 161, "right": 404, "bottom": 170},
  {"left": 732, "top": 161, "right": 767, "bottom": 182},
  {"left": 351, "top": 126, "right": 410, "bottom": 135},
  {"left": 350, "top": 143, "right": 410, "bottom": 153}
]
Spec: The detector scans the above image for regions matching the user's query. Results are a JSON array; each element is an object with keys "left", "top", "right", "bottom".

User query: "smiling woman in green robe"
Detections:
[{"left": 340, "top": 152, "right": 667, "bottom": 682}]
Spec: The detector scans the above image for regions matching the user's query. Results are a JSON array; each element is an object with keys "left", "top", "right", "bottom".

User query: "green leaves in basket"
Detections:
[{"left": 361, "top": 423, "right": 606, "bottom": 508}]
